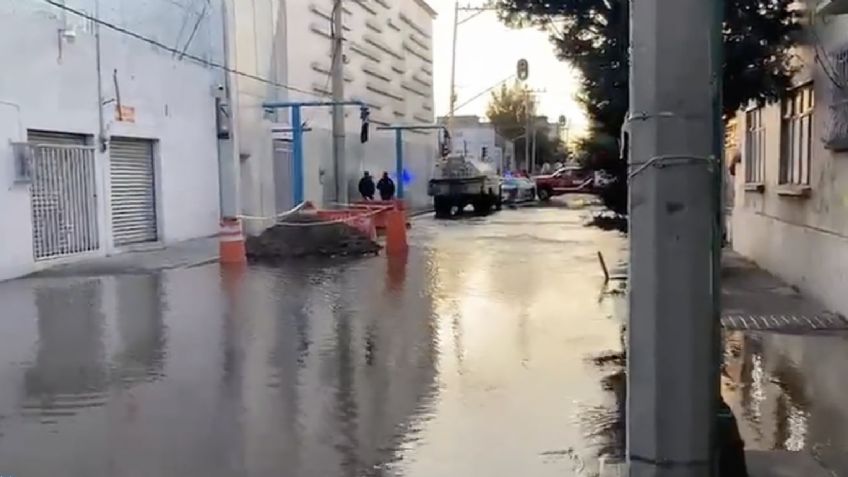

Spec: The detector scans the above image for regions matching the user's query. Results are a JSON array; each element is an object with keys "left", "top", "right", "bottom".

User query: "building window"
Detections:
[
  {"left": 744, "top": 108, "right": 765, "bottom": 184},
  {"left": 780, "top": 84, "right": 814, "bottom": 185}
]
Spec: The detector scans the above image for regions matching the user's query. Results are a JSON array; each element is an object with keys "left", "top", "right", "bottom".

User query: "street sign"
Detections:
[
  {"left": 116, "top": 105, "right": 135, "bottom": 123},
  {"left": 517, "top": 59, "right": 529, "bottom": 81}
]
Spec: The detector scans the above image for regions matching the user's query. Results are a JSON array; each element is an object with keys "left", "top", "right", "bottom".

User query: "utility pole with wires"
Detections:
[
  {"left": 524, "top": 90, "right": 531, "bottom": 172},
  {"left": 520, "top": 85, "right": 546, "bottom": 174},
  {"left": 448, "top": 1, "right": 460, "bottom": 134},
  {"left": 217, "top": 0, "right": 240, "bottom": 220},
  {"left": 447, "top": 1, "right": 496, "bottom": 136},
  {"left": 627, "top": 0, "right": 720, "bottom": 474},
  {"left": 517, "top": 58, "right": 531, "bottom": 173},
  {"left": 331, "top": 0, "right": 346, "bottom": 202},
  {"left": 531, "top": 122, "right": 537, "bottom": 173}
]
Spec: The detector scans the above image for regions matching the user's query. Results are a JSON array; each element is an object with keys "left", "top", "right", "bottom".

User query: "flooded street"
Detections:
[
  {"left": 723, "top": 330, "right": 848, "bottom": 456},
  {"left": 0, "top": 205, "right": 626, "bottom": 477}
]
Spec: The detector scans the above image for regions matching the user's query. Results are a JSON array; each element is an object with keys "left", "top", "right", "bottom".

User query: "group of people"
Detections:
[{"left": 358, "top": 171, "right": 396, "bottom": 201}]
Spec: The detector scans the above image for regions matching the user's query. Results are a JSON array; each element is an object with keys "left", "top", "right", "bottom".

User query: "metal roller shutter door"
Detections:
[
  {"left": 28, "top": 130, "right": 88, "bottom": 146},
  {"left": 110, "top": 138, "right": 157, "bottom": 246}
]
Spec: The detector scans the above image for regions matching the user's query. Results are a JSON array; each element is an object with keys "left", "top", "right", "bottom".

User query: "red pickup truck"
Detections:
[{"left": 534, "top": 166, "right": 597, "bottom": 201}]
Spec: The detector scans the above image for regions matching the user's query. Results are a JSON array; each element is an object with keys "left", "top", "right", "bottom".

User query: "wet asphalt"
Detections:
[
  {"left": 0, "top": 204, "right": 626, "bottom": 476},
  {"left": 723, "top": 330, "right": 848, "bottom": 457}
]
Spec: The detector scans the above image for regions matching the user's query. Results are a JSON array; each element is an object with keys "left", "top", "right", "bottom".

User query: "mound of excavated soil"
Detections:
[{"left": 245, "top": 214, "right": 381, "bottom": 261}]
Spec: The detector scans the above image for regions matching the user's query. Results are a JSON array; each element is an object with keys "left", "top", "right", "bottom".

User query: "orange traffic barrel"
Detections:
[
  {"left": 219, "top": 217, "right": 247, "bottom": 265},
  {"left": 385, "top": 209, "right": 408, "bottom": 255}
]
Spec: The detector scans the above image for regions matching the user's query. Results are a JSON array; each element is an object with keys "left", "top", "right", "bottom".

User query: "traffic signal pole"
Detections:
[
  {"left": 627, "top": 0, "right": 720, "bottom": 475},
  {"left": 376, "top": 124, "right": 447, "bottom": 199}
]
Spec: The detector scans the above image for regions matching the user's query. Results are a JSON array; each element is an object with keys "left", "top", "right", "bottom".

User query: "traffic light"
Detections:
[
  {"left": 440, "top": 129, "right": 452, "bottom": 156},
  {"left": 360, "top": 106, "right": 370, "bottom": 143},
  {"left": 517, "top": 58, "right": 529, "bottom": 82}
]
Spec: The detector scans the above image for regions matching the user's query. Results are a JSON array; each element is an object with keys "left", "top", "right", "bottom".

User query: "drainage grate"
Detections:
[{"left": 721, "top": 313, "right": 848, "bottom": 332}]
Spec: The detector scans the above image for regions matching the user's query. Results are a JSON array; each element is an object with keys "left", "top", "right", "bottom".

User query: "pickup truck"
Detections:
[{"left": 533, "top": 166, "right": 597, "bottom": 201}]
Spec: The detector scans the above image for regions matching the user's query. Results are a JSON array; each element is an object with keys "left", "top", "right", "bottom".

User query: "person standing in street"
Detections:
[
  {"left": 377, "top": 171, "right": 396, "bottom": 201},
  {"left": 358, "top": 171, "right": 375, "bottom": 200}
]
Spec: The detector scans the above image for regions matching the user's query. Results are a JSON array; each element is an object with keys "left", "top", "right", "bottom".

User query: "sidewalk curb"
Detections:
[
  {"left": 177, "top": 256, "right": 219, "bottom": 269},
  {"left": 409, "top": 208, "right": 433, "bottom": 219}
]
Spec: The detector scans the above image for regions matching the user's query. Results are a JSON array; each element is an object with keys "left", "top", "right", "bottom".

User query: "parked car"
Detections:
[
  {"left": 502, "top": 176, "right": 536, "bottom": 204},
  {"left": 533, "top": 166, "right": 596, "bottom": 201}
]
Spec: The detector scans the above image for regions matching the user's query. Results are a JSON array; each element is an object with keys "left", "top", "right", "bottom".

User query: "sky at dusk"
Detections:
[{"left": 427, "top": 0, "right": 588, "bottom": 137}]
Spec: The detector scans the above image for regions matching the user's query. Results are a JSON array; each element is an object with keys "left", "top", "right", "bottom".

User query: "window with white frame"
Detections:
[
  {"left": 780, "top": 84, "right": 814, "bottom": 186},
  {"left": 744, "top": 108, "right": 765, "bottom": 184}
]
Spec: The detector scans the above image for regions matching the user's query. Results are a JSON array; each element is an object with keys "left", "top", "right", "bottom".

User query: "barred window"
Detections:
[
  {"left": 744, "top": 108, "right": 766, "bottom": 184},
  {"left": 779, "top": 84, "right": 814, "bottom": 186}
]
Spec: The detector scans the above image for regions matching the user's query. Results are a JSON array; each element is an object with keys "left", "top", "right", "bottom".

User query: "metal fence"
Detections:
[{"left": 30, "top": 144, "right": 100, "bottom": 260}]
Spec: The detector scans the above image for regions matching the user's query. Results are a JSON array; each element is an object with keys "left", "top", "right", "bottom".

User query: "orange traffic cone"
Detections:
[
  {"left": 219, "top": 217, "right": 247, "bottom": 265},
  {"left": 385, "top": 209, "right": 408, "bottom": 255}
]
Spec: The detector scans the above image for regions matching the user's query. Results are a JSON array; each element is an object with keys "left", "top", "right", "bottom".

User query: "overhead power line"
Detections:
[
  {"left": 454, "top": 74, "right": 516, "bottom": 113},
  {"left": 178, "top": 0, "right": 210, "bottom": 60},
  {"left": 41, "top": 0, "right": 325, "bottom": 99}
]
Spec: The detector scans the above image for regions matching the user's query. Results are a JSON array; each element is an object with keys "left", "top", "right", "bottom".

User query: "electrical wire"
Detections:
[
  {"left": 813, "top": 39, "right": 846, "bottom": 90},
  {"left": 178, "top": 0, "right": 210, "bottom": 60},
  {"left": 323, "top": 0, "right": 340, "bottom": 95},
  {"left": 454, "top": 74, "right": 516, "bottom": 112},
  {"left": 171, "top": 2, "right": 195, "bottom": 54},
  {"left": 808, "top": 10, "right": 845, "bottom": 90},
  {"left": 41, "top": 0, "right": 326, "bottom": 99}
]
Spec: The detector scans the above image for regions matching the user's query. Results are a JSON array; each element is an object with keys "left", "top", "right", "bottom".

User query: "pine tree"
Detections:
[{"left": 494, "top": 0, "right": 799, "bottom": 216}]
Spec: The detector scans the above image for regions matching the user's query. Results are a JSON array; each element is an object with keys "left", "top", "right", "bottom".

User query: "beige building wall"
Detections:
[{"left": 732, "top": 12, "right": 848, "bottom": 315}]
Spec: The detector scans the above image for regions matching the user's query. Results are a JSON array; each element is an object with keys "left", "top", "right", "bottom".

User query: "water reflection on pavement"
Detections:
[
  {"left": 723, "top": 330, "right": 848, "bottom": 459},
  {"left": 0, "top": 206, "right": 625, "bottom": 477}
]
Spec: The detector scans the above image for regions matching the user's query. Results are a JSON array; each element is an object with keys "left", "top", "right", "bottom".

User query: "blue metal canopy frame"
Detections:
[
  {"left": 262, "top": 100, "right": 367, "bottom": 205},
  {"left": 376, "top": 124, "right": 446, "bottom": 199}
]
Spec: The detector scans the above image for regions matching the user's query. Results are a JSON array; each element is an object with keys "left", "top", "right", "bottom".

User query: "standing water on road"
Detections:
[{"left": 0, "top": 206, "right": 625, "bottom": 477}]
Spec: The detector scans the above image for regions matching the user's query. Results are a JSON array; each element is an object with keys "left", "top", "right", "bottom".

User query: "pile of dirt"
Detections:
[
  {"left": 246, "top": 214, "right": 381, "bottom": 261},
  {"left": 587, "top": 213, "right": 628, "bottom": 232}
]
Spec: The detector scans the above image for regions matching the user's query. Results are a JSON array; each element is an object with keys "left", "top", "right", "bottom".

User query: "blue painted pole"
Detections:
[
  {"left": 291, "top": 105, "right": 304, "bottom": 205},
  {"left": 395, "top": 128, "right": 404, "bottom": 199}
]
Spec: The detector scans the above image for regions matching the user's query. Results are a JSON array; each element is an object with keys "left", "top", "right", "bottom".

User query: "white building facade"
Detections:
[
  {"left": 0, "top": 0, "right": 224, "bottom": 281},
  {"left": 437, "top": 115, "right": 515, "bottom": 172},
  {"left": 732, "top": 4, "right": 848, "bottom": 316},
  {"left": 230, "top": 0, "right": 438, "bottom": 232}
]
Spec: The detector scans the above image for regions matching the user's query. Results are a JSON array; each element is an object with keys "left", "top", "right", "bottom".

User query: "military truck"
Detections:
[{"left": 427, "top": 153, "right": 502, "bottom": 218}]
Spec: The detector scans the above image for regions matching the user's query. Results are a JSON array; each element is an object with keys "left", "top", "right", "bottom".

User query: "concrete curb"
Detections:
[{"left": 409, "top": 208, "right": 434, "bottom": 219}]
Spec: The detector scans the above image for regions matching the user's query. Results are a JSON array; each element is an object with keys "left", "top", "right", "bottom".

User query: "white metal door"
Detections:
[
  {"left": 273, "top": 139, "right": 294, "bottom": 213},
  {"left": 27, "top": 131, "right": 100, "bottom": 260},
  {"left": 110, "top": 138, "right": 157, "bottom": 246}
]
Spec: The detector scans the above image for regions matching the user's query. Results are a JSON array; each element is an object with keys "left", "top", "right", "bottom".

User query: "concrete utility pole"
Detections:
[
  {"left": 447, "top": 2, "right": 492, "bottom": 136},
  {"left": 447, "top": 1, "right": 460, "bottom": 134},
  {"left": 627, "top": 0, "right": 720, "bottom": 475},
  {"left": 217, "top": 0, "right": 240, "bottom": 219},
  {"left": 524, "top": 91, "right": 531, "bottom": 172},
  {"left": 531, "top": 126, "right": 537, "bottom": 173},
  {"left": 331, "top": 0, "right": 347, "bottom": 202}
]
